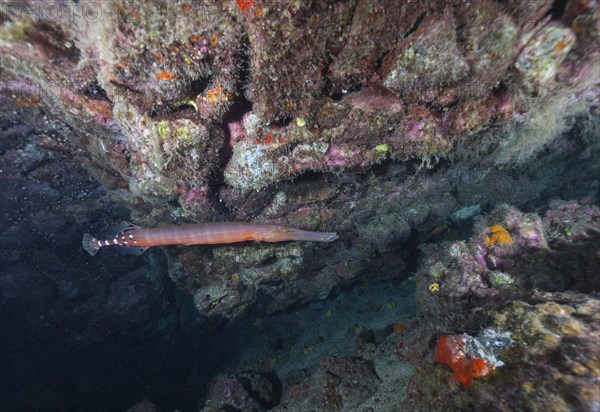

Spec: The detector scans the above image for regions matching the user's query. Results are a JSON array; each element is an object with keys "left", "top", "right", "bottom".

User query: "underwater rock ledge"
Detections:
[{"left": 2, "top": 0, "right": 598, "bottom": 320}]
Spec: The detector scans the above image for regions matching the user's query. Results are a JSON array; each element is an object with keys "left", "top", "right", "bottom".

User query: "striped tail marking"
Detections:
[{"left": 82, "top": 232, "right": 148, "bottom": 256}]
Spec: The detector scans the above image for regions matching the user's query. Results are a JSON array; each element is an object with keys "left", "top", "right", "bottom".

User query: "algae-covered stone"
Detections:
[
  {"left": 516, "top": 22, "right": 576, "bottom": 85},
  {"left": 224, "top": 142, "right": 287, "bottom": 191},
  {"left": 487, "top": 271, "right": 515, "bottom": 286},
  {"left": 381, "top": 9, "right": 469, "bottom": 98}
]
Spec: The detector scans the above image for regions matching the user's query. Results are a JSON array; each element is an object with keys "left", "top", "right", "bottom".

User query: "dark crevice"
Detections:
[
  {"left": 269, "top": 114, "right": 294, "bottom": 127},
  {"left": 328, "top": 83, "right": 362, "bottom": 101},
  {"left": 81, "top": 80, "right": 109, "bottom": 101},
  {"left": 370, "top": 11, "right": 426, "bottom": 79},
  {"left": 213, "top": 26, "right": 252, "bottom": 189},
  {"left": 291, "top": 170, "right": 324, "bottom": 184},
  {"left": 370, "top": 162, "right": 390, "bottom": 177},
  {"left": 220, "top": 96, "right": 253, "bottom": 169},
  {"left": 189, "top": 77, "right": 210, "bottom": 98},
  {"left": 152, "top": 77, "right": 211, "bottom": 121},
  {"left": 425, "top": 101, "right": 443, "bottom": 113},
  {"left": 248, "top": 372, "right": 282, "bottom": 409},
  {"left": 492, "top": 81, "right": 509, "bottom": 95},
  {"left": 402, "top": 12, "right": 427, "bottom": 39},
  {"left": 151, "top": 104, "right": 193, "bottom": 122},
  {"left": 374, "top": 50, "right": 389, "bottom": 74},
  {"left": 456, "top": 22, "right": 467, "bottom": 43},
  {"left": 256, "top": 255, "right": 278, "bottom": 268},
  {"left": 549, "top": 0, "right": 568, "bottom": 20},
  {"left": 0, "top": 10, "right": 11, "bottom": 25},
  {"left": 211, "top": 96, "right": 253, "bottom": 213},
  {"left": 167, "top": 104, "right": 197, "bottom": 118}
]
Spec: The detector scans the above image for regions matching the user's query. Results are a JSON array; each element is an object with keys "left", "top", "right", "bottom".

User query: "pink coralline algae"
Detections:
[
  {"left": 324, "top": 145, "right": 361, "bottom": 168},
  {"left": 184, "top": 186, "right": 207, "bottom": 205},
  {"left": 227, "top": 119, "right": 246, "bottom": 147}
]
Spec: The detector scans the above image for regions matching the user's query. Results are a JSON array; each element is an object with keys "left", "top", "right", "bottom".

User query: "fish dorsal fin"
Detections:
[
  {"left": 109, "top": 221, "right": 146, "bottom": 255},
  {"left": 107, "top": 221, "right": 139, "bottom": 237}
]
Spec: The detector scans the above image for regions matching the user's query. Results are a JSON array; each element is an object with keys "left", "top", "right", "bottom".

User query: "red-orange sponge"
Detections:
[{"left": 434, "top": 335, "right": 493, "bottom": 389}]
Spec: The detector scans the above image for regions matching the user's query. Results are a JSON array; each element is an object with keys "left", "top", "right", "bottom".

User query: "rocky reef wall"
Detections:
[
  {"left": 1, "top": 1, "right": 600, "bottom": 411},
  {"left": 1, "top": 0, "right": 598, "bottom": 321}
]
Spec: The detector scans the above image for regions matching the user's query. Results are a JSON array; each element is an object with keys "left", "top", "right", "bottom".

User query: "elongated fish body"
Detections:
[{"left": 82, "top": 222, "right": 339, "bottom": 256}]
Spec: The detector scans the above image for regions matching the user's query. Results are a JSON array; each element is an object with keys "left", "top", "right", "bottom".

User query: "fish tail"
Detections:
[
  {"left": 285, "top": 229, "right": 339, "bottom": 243},
  {"left": 82, "top": 233, "right": 101, "bottom": 256}
]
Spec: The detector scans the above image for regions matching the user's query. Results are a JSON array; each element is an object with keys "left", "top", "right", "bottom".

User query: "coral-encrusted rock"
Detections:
[
  {"left": 241, "top": 1, "right": 351, "bottom": 122},
  {"left": 541, "top": 199, "right": 600, "bottom": 290},
  {"left": 516, "top": 22, "right": 576, "bottom": 86},
  {"left": 380, "top": 7, "right": 468, "bottom": 104},
  {"left": 544, "top": 199, "right": 600, "bottom": 244},
  {"left": 487, "top": 294, "right": 600, "bottom": 412},
  {"left": 416, "top": 200, "right": 600, "bottom": 330},
  {"left": 405, "top": 200, "right": 600, "bottom": 412},
  {"left": 506, "top": 0, "right": 554, "bottom": 34},
  {"left": 328, "top": 0, "right": 429, "bottom": 95},
  {"left": 559, "top": 0, "right": 600, "bottom": 87},
  {"left": 416, "top": 204, "right": 546, "bottom": 328},
  {"left": 404, "top": 294, "right": 599, "bottom": 412},
  {"left": 201, "top": 370, "right": 281, "bottom": 412},
  {"left": 275, "top": 356, "right": 380, "bottom": 411},
  {"left": 443, "top": 94, "right": 500, "bottom": 137},
  {"left": 455, "top": 0, "right": 518, "bottom": 87}
]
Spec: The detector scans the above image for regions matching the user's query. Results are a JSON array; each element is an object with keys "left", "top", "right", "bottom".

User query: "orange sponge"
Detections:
[
  {"left": 485, "top": 224, "right": 513, "bottom": 248},
  {"left": 434, "top": 335, "right": 493, "bottom": 389}
]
